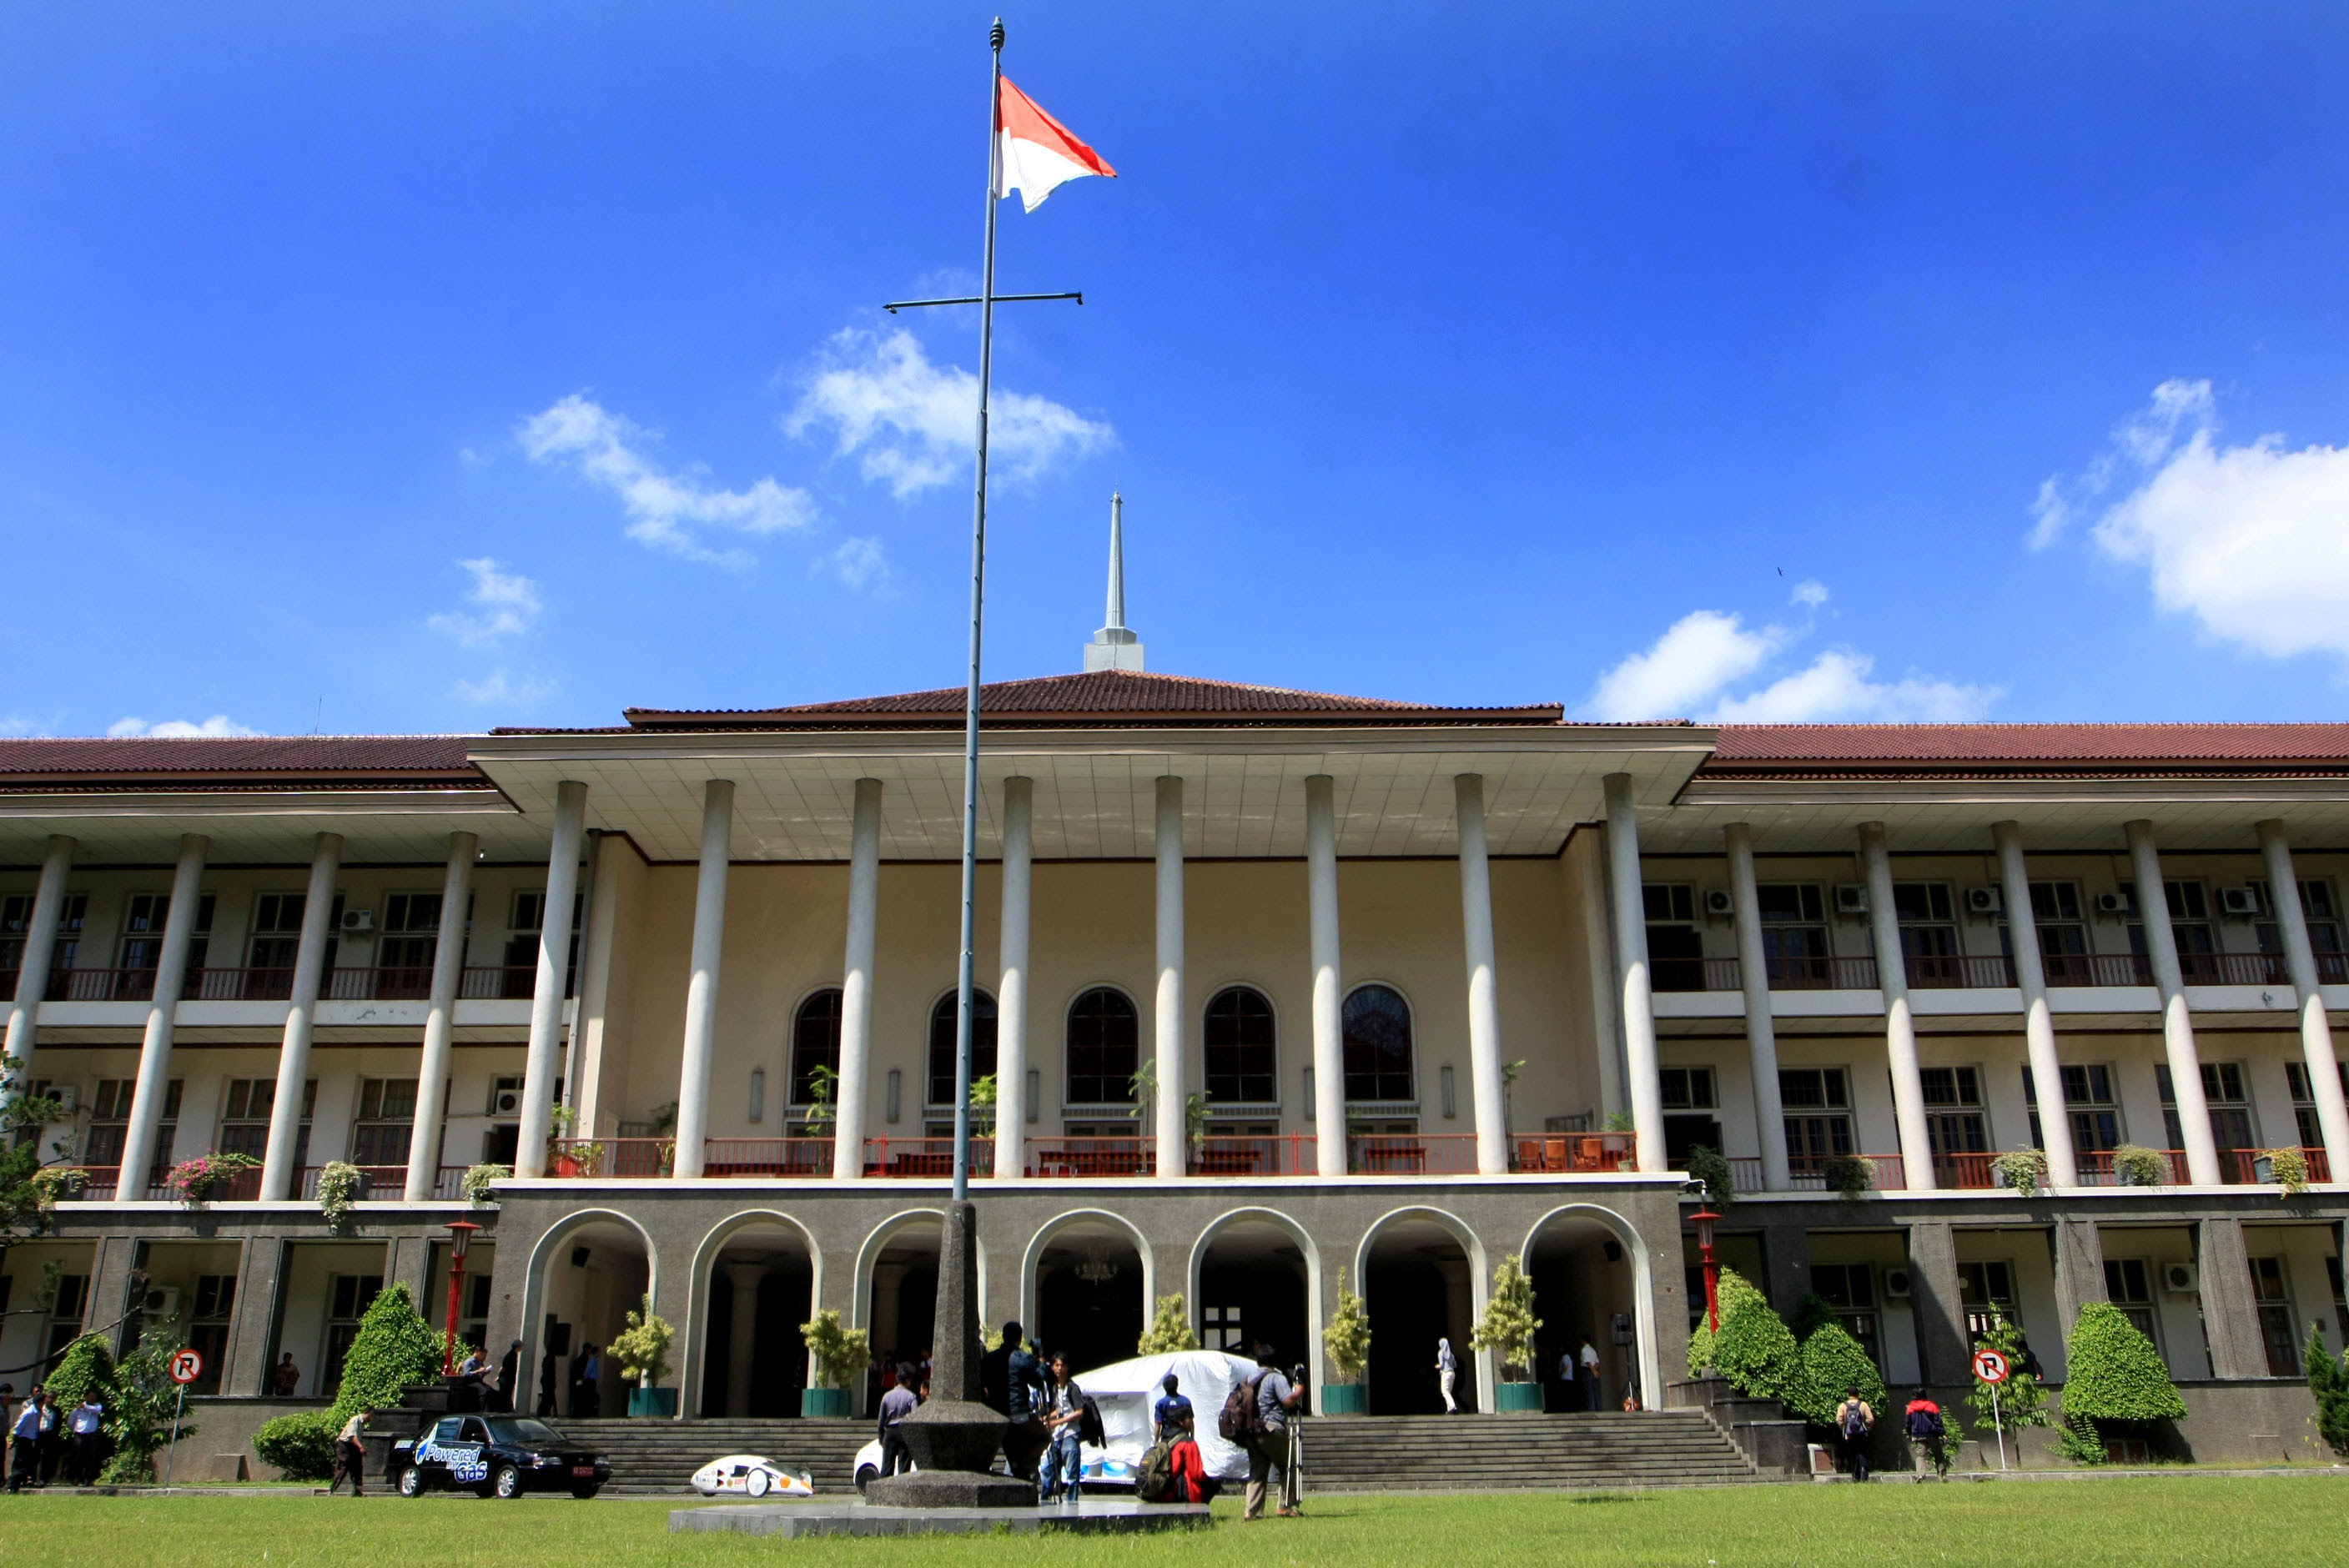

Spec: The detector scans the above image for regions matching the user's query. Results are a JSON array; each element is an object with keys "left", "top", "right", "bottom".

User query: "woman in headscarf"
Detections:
[{"left": 1435, "top": 1338, "right": 1458, "bottom": 1414}]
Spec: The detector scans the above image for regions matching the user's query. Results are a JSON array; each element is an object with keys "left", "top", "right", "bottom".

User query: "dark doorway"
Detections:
[
  {"left": 1196, "top": 1219, "right": 1310, "bottom": 1369},
  {"left": 1363, "top": 1217, "right": 1473, "bottom": 1415},
  {"left": 698, "top": 1248, "right": 815, "bottom": 1417},
  {"left": 1034, "top": 1224, "right": 1144, "bottom": 1373},
  {"left": 1527, "top": 1211, "right": 1637, "bottom": 1412}
]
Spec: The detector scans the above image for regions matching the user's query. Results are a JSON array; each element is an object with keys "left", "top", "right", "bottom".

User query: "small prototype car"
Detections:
[
  {"left": 391, "top": 1414, "right": 611, "bottom": 1500},
  {"left": 691, "top": 1455, "right": 815, "bottom": 1499}
]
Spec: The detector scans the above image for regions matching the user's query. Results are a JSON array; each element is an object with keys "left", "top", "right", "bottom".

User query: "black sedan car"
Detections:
[{"left": 391, "top": 1415, "right": 611, "bottom": 1500}]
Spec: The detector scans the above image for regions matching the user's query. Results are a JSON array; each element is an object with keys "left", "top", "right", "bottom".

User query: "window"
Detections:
[
  {"left": 377, "top": 892, "right": 443, "bottom": 997},
  {"left": 2286, "top": 1060, "right": 2349, "bottom": 1148},
  {"left": 219, "top": 1078, "right": 313, "bottom": 1164},
  {"left": 1658, "top": 1068, "right": 1717, "bottom": 1110},
  {"left": 1065, "top": 988, "right": 1140, "bottom": 1105},
  {"left": 927, "top": 990, "right": 998, "bottom": 1108},
  {"left": 187, "top": 1274, "right": 237, "bottom": 1394},
  {"left": 2254, "top": 879, "right": 2344, "bottom": 969},
  {"left": 2104, "top": 1259, "right": 2162, "bottom": 1358},
  {"left": 2125, "top": 880, "right": 2216, "bottom": 974},
  {"left": 1809, "top": 1262, "right": 1882, "bottom": 1369},
  {"left": 1204, "top": 987, "right": 1278, "bottom": 1104},
  {"left": 1922, "top": 1067, "right": 1988, "bottom": 1174},
  {"left": 2158, "top": 1062, "right": 2256, "bottom": 1176},
  {"left": 1643, "top": 884, "right": 1703, "bottom": 992},
  {"left": 1340, "top": 985, "right": 1415, "bottom": 1103},
  {"left": 1200, "top": 1304, "right": 1245, "bottom": 1352},
  {"left": 351, "top": 1078, "right": 419, "bottom": 1166},
  {"left": 119, "top": 891, "right": 217, "bottom": 977},
  {"left": 1, "top": 890, "right": 87, "bottom": 979},
  {"left": 2025, "top": 1063, "right": 2123, "bottom": 1153},
  {"left": 1956, "top": 1260, "right": 2017, "bottom": 1341},
  {"left": 1779, "top": 1067, "right": 1853, "bottom": 1172},
  {"left": 790, "top": 989, "right": 843, "bottom": 1113},
  {"left": 504, "top": 890, "right": 581, "bottom": 997},
  {"left": 86, "top": 1078, "right": 181, "bottom": 1179},
  {"left": 1892, "top": 883, "right": 1960, "bottom": 983},
  {"left": 244, "top": 892, "right": 340, "bottom": 999},
  {"left": 322, "top": 1273, "right": 385, "bottom": 1398},
  {"left": 2021, "top": 882, "right": 2092, "bottom": 982},
  {"left": 2249, "top": 1256, "right": 2300, "bottom": 1376},
  {"left": 45, "top": 1273, "right": 88, "bottom": 1363},
  {"left": 1754, "top": 884, "right": 1831, "bottom": 985}
]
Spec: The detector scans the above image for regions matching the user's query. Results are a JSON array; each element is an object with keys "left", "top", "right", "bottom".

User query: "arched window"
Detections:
[
  {"left": 1341, "top": 984, "right": 1414, "bottom": 1102},
  {"left": 1204, "top": 986, "right": 1277, "bottom": 1104},
  {"left": 928, "top": 989, "right": 998, "bottom": 1107},
  {"left": 1065, "top": 988, "right": 1139, "bottom": 1104},
  {"left": 791, "top": 988, "right": 843, "bottom": 1105}
]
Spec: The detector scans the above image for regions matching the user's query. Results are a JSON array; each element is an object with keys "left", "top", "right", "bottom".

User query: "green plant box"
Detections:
[
  {"left": 1320, "top": 1383, "right": 1369, "bottom": 1415},
  {"left": 626, "top": 1386, "right": 677, "bottom": 1417},
  {"left": 1495, "top": 1381, "right": 1543, "bottom": 1412},
  {"left": 801, "top": 1387, "right": 853, "bottom": 1418}
]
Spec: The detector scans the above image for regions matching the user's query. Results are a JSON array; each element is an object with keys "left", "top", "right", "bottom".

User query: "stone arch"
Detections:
[
  {"left": 1021, "top": 1207, "right": 1154, "bottom": 1370},
  {"left": 851, "top": 1209, "right": 991, "bottom": 1382},
  {"left": 683, "top": 1210, "right": 822, "bottom": 1418},
  {"left": 1519, "top": 1200, "right": 1657, "bottom": 1413},
  {"left": 516, "top": 1208, "right": 658, "bottom": 1420},
  {"left": 1353, "top": 1204, "right": 1491, "bottom": 1415},
  {"left": 1187, "top": 1205, "right": 1324, "bottom": 1391}
]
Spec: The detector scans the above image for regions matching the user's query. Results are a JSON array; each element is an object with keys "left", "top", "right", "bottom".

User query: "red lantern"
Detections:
[
  {"left": 1690, "top": 1208, "right": 1723, "bottom": 1334},
  {"left": 443, "top": 1219, "right": 482, "bottom": 1375}
]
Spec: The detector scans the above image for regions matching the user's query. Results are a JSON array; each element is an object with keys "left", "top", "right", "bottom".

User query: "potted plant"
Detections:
[
  {"left": 797, "top": 1308, "right": 870, "bottom": 1418},
  {"left": 1820, "top": 1153, "right": 1875, "bottom": 1199},
  {"left": 612, "top": 1293, "right": 678, "bottom": 1416},
  {"left": 314, "top": 1159, "right": 365, "bottom": 1230},
  {"left": 1320, "top": 1268, "right": 1372, "bottom": 1415},
  {"left": 1992, "top": 1148, "right": 2048, "bottom": 1197},
  {"left": 31, "top": 1166, "right": 90, "bottom": 1210},
  {"left": 546, "top": 1106, "right": 603, "bottom": 1179},
  {"left": 1471, "top": 1252, "right": 1545, "bottom": 1412},
  {"left": 165, "top": 1151, "right": 260, "bottom": 1209},
  {"left": 2256, "top": 1146, "right": 2308, "bottom": 1194},
  {"left": 460, "top": 1162, "right": 507, "bottom": 1208},
  {"left": 1137, "top": 1292, "right": 1201, "bottom": 1355},
  {"left": 2111, "top": 1143, "right": 2167, "bottom": 1188}
]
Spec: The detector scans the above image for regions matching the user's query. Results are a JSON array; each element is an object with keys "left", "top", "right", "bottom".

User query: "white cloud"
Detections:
[
  {"left": 1789, "top": 578, "right": 1828, "bottom": 609},
  {"left": 454, "top": 671, "right": 558, "bottom": 706},
  {"left": 429, "top": 558, "right": 542, "bottom": 647},
  {"left": 1704, "top": 651, "right": 1999, "bottom": 723},
  {"left": 520, "top": 394, "right": 816, "bottom": 567},
  {"left": 108, "top": 715, "right": 264, "bottom": 738},
  {"left": 1586, "top": 611, "right": 1784, "bottom": 721},
  {"left": 786, "top": 329, "right": 1114, "bottom": 497},
  {"left": 2037, "top": 380, "right": 2349, "bottom": 665},
  {"left": 824, "top": 536, "right": 888, "bottom": 588}
]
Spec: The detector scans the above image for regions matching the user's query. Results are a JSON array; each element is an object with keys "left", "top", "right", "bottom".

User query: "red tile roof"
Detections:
[
  {"left": 1703, "top": 722, "right": 2349, "bottom": 778},
  {"left": 0, "top": 736, "right": 488, "bottom": 792},
  {"left": 616, "top": 670, "right": 1570, "bottom": 730}
]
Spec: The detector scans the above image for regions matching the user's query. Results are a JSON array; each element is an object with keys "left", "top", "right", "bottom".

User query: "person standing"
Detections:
[
  {"left": 329, "top": 1407, "right": 370, "bottom": 1496},
  {"left": 571, "top": 1342, "right": 601, "bottom": 1418},
  {"left": 1037, "top": 1351, "right": 1086, "bottom": 1504},
  {"left": 270, "top": 1354, "right": 301, "bottom": 1397},
  {"left": 495, "top": 1340, "right": 523, "bottom": 1413},
  {"left": 1153, "top": 1373, "right": 1193, "bottom": 1442},
  {"left": 32, "top": 1390, "right": 58, "bottom": 1485},
  {"left": 7, "top": 1390, "right": 40, "bottom": 1493},
  {"left": 1435, "top": 1339, "right": 1458, "bottom": 1414},
  {"left": 68, "top": 1394, "right": 103, "bottom": 1485},
  {"left": 1903, "top": 1388, "right": 1948, "bottom": 1480},
  {"left": 1578, "top": 1339, "right": 1602, "bottom": 1411},
  {"left": 1834, "top": 1386, "right": 1875, "bottom": 1482},
  {"left": 537, "top": 1344, "right": 560, "bottom": 1417},
  {"left": 1244, "top": 1347, "right": 1302, "bottom": 1520},
  {"left": 877, "top": 1363, "right": 918, "bottom": 1478}
]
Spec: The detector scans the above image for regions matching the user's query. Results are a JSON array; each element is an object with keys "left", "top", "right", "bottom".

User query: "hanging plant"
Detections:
[
  {"left": 1819, "top": 1153, "right": 1875, "bottom": 1199},
  {"left": 2111, "top": 1144, "right": 2168, "bottom": 1188},
  {"left": 460, "top": 1163, "right": 507, "bottom": 1208},
  {"left": 165, "top": 1152, "right": 259, "bottom": 1209},
  {"left": 2259, "top": 1147, "right": 2309, "bottom": 1194},
  {"left": 314, "top": 1160, "right": 365, "bottom": 1230},
  {"left": 1992, "top": 1148, "right": 2048, "bottom": 1197}
]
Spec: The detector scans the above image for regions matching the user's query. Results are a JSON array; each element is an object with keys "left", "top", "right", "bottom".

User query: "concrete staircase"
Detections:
[{"left": 557, "top": 1410, "right": 1772, "bottom": 1497}]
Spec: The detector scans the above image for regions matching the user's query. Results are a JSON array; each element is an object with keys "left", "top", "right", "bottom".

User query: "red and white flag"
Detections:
[{"left": 993, "top": 76, "right": 1117, "bottom": 214}]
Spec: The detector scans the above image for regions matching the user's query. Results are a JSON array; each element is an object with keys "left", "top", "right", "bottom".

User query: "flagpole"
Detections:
[{"left": 948, "top": 18, "right": 1007, "bottom": 1208}]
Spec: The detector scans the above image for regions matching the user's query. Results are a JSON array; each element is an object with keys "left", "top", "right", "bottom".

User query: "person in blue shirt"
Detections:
[{"left": 1153, "top": 1373, "right": 1193, "bottom": 1442}]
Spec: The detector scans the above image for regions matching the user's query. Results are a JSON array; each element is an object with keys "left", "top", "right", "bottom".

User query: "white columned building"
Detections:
[
  {"left": 1994, "top": 821, "right": 2078, "bottom": 1189},
  {"left": 995, "top": 776, "right": 1034, "bottom": 1179},
  {"left": 1305, "top": 773, "right": 1346, "bottom": 1176},
  {"left": 0, "top": 832, "right": 75, "bottom": 1101},
  {"left": 672, "top": 778, "right": 735, "bottom": 1179},
  {"left": 1859, "top": 821, "right": 1935, "bottom": 1190},
  {"left": 405, "top": 831, "right": 478, "bottom": 1200},
  {"left": 1723, "top": 822, "right": 1790, "bottom": 1191},
  {"left": 832, "top": 777, "right": 883, "bottom": 1181},
  {"left": 2256, "top": 819, "right": 2349, "bottom": 1176},
  {"left": 260, "top": 831, "right": 343, "bottom": 1201},
  {"left": 116, "top": 832, "right": 208, "bottom": 1199},
  {"left": 1153, "top": 774, "right": 1187, "bottom": 1179},
  {"left": 1456, "top": 773, "right": 1508, "bottom": 1175},
  {"left": 516, "top": 781, "right": 586, "bottom": 1179},
  {"left": 1603, "top": 773, "right": 1664, "bottom": 1173},
  {"left": 2125, "top": 819, "right": 2224, "bottom": 1187}
]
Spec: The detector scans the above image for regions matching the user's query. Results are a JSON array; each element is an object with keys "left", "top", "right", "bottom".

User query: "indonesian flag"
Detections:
[{"left": 993, "top": 76, "right": 1117, "bottom": 214}]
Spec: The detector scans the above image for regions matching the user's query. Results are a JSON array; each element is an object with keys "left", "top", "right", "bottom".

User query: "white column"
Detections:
[
  {"left": 405, "top": 832, "right": 476, "bottom": 1201},
  {"left": 1153, "top": 776, "right": 1187, "bottom": 1178},
  {"left": 1859, "top": 822, "right": 1936, "bottom": 1190},
  {"left": 1603, "top": 774, "right": 1665, "bottom": 1173},
  {"left": 1723, "top": 823, "right": 1790, "bottom": 1191},
  {"left": 116, "top": 833, "right": 208, "bottom": 1200},
  {"left": 0, "top": 834, "right": 75, "bottom": 1099},
  {"left": 1455, "top": 774, "right": 1508, "bottom": 1176},
  {"left": 260, "top": 832, "right": 343, "bottom": 1201},
  {"left": 2125, "top": 819, "right": 2223, "bottom": 1186},
  {"left": 1994, "top": 822, "right": 2078, "bottom": 1189},
  {"left": 671, "top": 780, "right": 736, "bottom": 1180},
  {"left": 1572, "top": 837, "right": 1626, "bottom": 1121},
  {"left": 516, "top": 781, "right": 587, "bottom": 1179},
  {"left": 1306, "top": 775, "right": 1347, "bottom": 1176},
  {"left": 832, "top": 778, "right": 883, "bottom": 1181},
  {"left": 725, "top": 1260, "right": 768, "bottom": 1415},
  {"left": 994, "top": 776, "right": 1034, "bottom": 1180},
  {"left": 2257, "top": 820, "right": 2349, "bottom": 1176}
]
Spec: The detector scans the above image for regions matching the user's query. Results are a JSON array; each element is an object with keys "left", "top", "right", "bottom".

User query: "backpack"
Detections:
[
  {"left": 1077, "top": 1389, "right": 1106, "bottom": 1450},
  {"left": 1220, "top": 1372, "right": 1269, "bottom": 1441},
  {"left": 1136, "top": 1440, "right": 1175, "bottom": 1503},
  {"left": 1840, "top": 1403, "right": 1869, "bottom": 1439}
]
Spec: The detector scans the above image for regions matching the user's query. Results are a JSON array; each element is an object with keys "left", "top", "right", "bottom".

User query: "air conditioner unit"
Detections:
[
  {"left": 51, "top": 1083, "right": 78, "bottom": 1113},
  {"left": 141, "top": 1285, "right": 181, "bottom": 1319},
  {"left": 340, "top": 907, "right": 376, "bottom": 934},
  {"left": 1702, "top": 888, "right": 1735, "bottom": 919},
  {"left": 2095, "top": 892, "right": 2135, "bottom": 918},
  {"left": 2161, "top": 1261, "right": 2200, "bottom": 1295},
  {"left": 1833, "top": 883, "right": 1869, "bottom": 918},
  {"left": 1882, "top": 1268, "right": 1913, "bottom": 1299},
  {"left": 490, "top": 1076, "right": 523, "bottom": 1116},
  {"left": 1964, "top": 887, "right": 2004, "bottom": 917},
  {"left": 2216, "top": 887, "right": 2262, "bottom": 919}
]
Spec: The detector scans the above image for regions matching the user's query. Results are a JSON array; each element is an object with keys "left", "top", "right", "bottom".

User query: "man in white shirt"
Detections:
[
  {"left": 68, "top": 1396, "right": 103, "bottom": 1485},
  {"left": 1578, "top": 1340, "right": 1602, "bottom": 1411},
  {"left": 331, "top": 1408, "right": 370, "bottom": 1496}
]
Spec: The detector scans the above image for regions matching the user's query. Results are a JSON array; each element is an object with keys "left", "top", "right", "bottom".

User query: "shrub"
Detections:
[
  {"left": 800, "top": 1308, "right": 871, "bottom": 1390},
  {"left": 2058, "top": 1300, "right": 2186, "bottom": 1464},
  {"left": 314, "top": 1160, "right": 365, "bottom": 1229},
  {"left": 1137, "top": 1293, "right": 1200, "bottom": 1355},
  {"left": 1685, "top": 1268, "right": 1799, "bottom": 1405},
  {"left": 166, "top": 1151, "right": 259, "bottom": 1207},
  {"left": 2305, "top": 1322, "right": 2349, "bottom": 1459},
  {"left": 44, "top": 1334, "right": 117, "bottom": 1410},
  {"left": 1791, "top": 1319, "right": 1885, "bottom": 1428},
  {"left": 2261, "top": 1147, "right": 2309, "bottom": 1194},
  {"left": 329, "top": 1282, "right": 445, "bottom": 1426},
  {"left": 1992, "top": 1148, "right": 2048, "bottom": 1196},
  {"left": 103, "top": 1319, "right": 199, "bottom": 1481},
  {"left": 1684, "top": 1145, "right": 1736, "bottom": 1209},
  {"left": 1819, "top": 1154, "right": 1874, "bottom": 1199},
  {"left": 1321, "top": 1268, "right": 1372, "bottom": 1384},
  {"left": 2110, "top": 1144, "right": 2167, "bottom": 1188},
  {"left": 460, "top": 1163, "right": 507, "bottom": 1207},
  {"left": 1964, "top": 1308, "right": 2050, "bottom": 1439},
  {"left": 610, "top": 1294, "right": 675, "bottom": 1388},
  {"left": 1788, "top": 1292, "right": 1839, "bottom": 1344},
  {"left": 1470, "top": 1252, "right": 1543, "bottom": 1381},
  {"left": 254, "top": 1411, "right": 338, "bottom": 1480}
]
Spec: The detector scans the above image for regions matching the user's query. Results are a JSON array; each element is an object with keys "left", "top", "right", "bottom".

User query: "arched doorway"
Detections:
[
  {"left": 864, "top": 1216, "right": 941, "bottom": 1380},
  {"left": 696, "top": 1217, "right": 817, "bottom": 1418},
  {"left": 1360, "top": 1210, "right": 1478, "bottom": 1414},
  {"left": 1525, "top": 1206, "right": 1642, "bottom": 1412},
  {"left": 1192, "top": 1211, "right": 1311, "bottom": 1370},
  {"left": 1030, "top": 1214, "right": 1146, "bottom": 1372},
  {"left": 532, "top": 1214, "right": 651, "bottom": 1420}
]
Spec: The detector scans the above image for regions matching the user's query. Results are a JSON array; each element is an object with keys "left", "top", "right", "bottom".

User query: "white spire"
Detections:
[{"left": 1085, "top": 490, "right": 1144, "bottom": 672}]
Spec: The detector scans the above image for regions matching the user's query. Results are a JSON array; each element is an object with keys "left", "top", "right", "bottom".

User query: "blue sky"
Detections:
[{"left": 5, "top": 3, "right": 2349, "bottom": 738}]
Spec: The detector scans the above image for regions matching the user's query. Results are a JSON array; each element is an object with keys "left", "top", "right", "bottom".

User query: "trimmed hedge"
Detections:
[
  {"left": 1793, "top": 1319, "right": 1887, "bottom": 1428},
  {"left": 43, "top": 1334, "right": 117, "bottom": 1410},
  {"left": 254, "top": 1411, "right": 339, "bottom": 1480},
  {"left": 1685, "top": 1268, "right": 1799, "bottom": 1405},
  {"left": 2306, "top": 1323, "right": 2349, "bottom": 1459},
  {"left": 328, "top": 1282, "right": 445, "bottom": 1426},
  {"left": 2057, "top": 1300, "right": 2186, "bottom": 1463}
]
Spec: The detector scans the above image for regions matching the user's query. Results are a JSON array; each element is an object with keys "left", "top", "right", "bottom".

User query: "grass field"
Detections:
[{"left": 3, "top": 1478, "right": 2343, "bottom": 1568}]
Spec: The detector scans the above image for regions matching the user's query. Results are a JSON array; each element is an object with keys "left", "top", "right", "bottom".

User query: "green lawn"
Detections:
[{"left": 3, "top": 1478, "right": 2341, "bottom": 1567}]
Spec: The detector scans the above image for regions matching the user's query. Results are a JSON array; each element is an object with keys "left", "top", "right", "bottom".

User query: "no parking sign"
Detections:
[
  {"left": 167, "top": 1349, "right": 204, "bottom": 1385},
  {"left": 1970, "top": 1348, "right": 2009, "bottom": 1385}
]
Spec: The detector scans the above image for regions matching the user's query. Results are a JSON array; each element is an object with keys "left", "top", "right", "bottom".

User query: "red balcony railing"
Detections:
[
  {"left": 1930, "top": 1152, "right": 1998, "bottom": 1189},
  {"left": 2076, "top": 1148, "right": 2191, "bottom": 1186},
  {"left": 1786, "top": 1152, "right": 1905, "bottom": 1191},
  {"left": 862, "top": 1136, "right": 995, "bottom": 1179},
  {"left": 1512, "top": 1131, "right": 1635, "bottom": 1173},
  {"left": 705, "top": 1136, "right": 832, "bottom": 1177},
  {"left": 33, "top": 963, "right": 539, "bottom": 1003},
  {"left": 1349, "top": 1132, "right": 1482, "bottom": 1175},
  {"left": 2230, "top": 1146, "right": 2332, "bottom": 1185},
  {"left": 1190, "top": 1133, "right": 1319, "bottom": 1176},
  {"left": 1026, "top": 1136, "right": 1155, "bottom": 1179}
]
